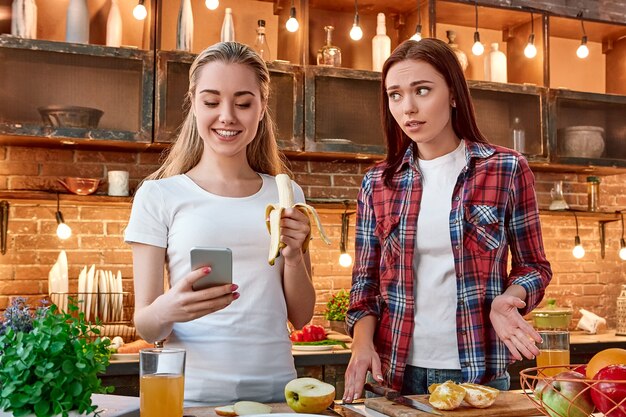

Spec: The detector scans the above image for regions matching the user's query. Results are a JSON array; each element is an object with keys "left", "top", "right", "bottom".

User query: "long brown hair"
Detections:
[
  {"left": 148, "top": 42, "right": 288, "bottom": 180},
  {"left": 381, "top": 38, "right": 487, "bottom": 186}
]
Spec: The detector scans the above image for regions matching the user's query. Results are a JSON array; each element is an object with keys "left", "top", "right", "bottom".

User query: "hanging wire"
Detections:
[
  {"left": 573, "top": 210, "right": 580, "bottom": 236},
  {"left": 530, "top": 11, "right": 534, "bottom": 34},
  {"left": 417, "top": 0, "right": 421, "bottom": 27},
  {"left": 474, "top": 0, "right": 479, "bottom": 32},
  {"left": 577, "top": 11, "right": 587, "bottom": 37}
]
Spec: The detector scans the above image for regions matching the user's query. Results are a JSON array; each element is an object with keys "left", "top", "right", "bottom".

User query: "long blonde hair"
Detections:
[{"left": 148, "top": 42, "right": 289, "bottom": 180}]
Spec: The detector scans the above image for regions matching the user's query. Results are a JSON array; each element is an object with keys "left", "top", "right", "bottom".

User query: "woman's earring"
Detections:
[{"left": 451, "top": 101, "right": 456, "bottom": 108}]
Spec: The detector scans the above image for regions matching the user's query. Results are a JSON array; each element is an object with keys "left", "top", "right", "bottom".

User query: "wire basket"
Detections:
[
  {"left": 520, "top": 365, "right": 626, "bottom": 417},
  {"left": 49, "top": 292, "right": 136, "bottom": 341}
]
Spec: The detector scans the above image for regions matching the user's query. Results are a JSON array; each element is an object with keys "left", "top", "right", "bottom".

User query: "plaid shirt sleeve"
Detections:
[
  {"left": 346, "top": 170, "right": 382, "bottom": 333},
  {"left": 505, "top": 155, "right": 552, "bottom": 315}
]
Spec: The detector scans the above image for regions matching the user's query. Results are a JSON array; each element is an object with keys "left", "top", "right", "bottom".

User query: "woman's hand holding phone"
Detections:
[{"left": 153, "top": 266, "right": 239, "bottom": 324}]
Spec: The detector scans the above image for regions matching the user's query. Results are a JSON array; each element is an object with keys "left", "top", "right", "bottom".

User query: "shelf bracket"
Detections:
[{"left": 599, "top": 218, "right": 619, "bottom": 259}]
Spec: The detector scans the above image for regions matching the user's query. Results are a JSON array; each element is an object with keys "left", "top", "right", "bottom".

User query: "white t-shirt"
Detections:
[
  {"left": 124, "top": 173, "right": 301, "bottom": 404},
  {"left": 407, "top": 140, "right": 466, "bottom": 369}
]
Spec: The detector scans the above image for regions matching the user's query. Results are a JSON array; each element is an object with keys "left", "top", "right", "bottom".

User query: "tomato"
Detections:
[
  {"left": 290, "top": 330, "right": 304, "bottom": 342},
  {"left": 301, "top": 324, "right": 326, "bottom": 342},
  {"left": 591, "top": 364, "right": 626, "bottom": 417}
]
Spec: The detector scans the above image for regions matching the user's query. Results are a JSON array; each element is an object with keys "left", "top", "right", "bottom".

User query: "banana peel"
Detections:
[{"left": 266, "top": 174, "right": 331, "bottom": 265}]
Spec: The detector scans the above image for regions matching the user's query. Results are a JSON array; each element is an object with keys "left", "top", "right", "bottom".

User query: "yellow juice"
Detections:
[
  {"left": 140, "top": 373, "right": 184, "bottom": 417},
  {"left": 536, "top": 349, "right": 570, "bottom": 376}
]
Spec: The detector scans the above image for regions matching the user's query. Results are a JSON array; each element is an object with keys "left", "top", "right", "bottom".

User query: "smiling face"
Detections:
[
  {"left": 192, "top": 61, "right": 265, "bottom": 160},
  {"left": 385, "top": 59, "right": 460, "bottom": 159}
]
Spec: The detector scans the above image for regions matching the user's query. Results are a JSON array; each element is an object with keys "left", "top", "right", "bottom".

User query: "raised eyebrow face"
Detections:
[{"left": 386, "top": 80, "right": 434, "bottom": 92}]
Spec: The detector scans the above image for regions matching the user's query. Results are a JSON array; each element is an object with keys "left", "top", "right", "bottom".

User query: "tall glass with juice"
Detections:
[
  {"left": 140, "top": 348, "right": 186, "bottom": 417},
  {"left": 536, "top": 331, "right": 570, "bottom": 377}
]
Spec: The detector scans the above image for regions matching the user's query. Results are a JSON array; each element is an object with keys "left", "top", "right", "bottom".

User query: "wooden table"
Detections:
[{"left": 183, "top": 403, "right": 361, "bottom": 417}]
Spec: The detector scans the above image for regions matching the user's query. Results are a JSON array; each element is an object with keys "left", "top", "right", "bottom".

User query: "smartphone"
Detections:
[{"left": 190, "top": 247, "right": 233, "bottom": 291}]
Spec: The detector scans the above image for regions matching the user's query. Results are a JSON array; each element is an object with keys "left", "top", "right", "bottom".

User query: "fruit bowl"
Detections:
[
  {"left": 520, "top": 365, "right": 626, "bottom": 417},
  {"left": 58, "top": 177, "right": 101, "bottom": 195}
]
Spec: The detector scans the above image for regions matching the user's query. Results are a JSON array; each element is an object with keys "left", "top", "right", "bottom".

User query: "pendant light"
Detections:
[
  {"left": 55, "top": 193, "right": 72, "bottom": 241},
  {"left": 524, "top": 11, "right": 537, "bottom": 58},
  {"left": 619, "top": 212, "right": 626, "bottom": 260},
  {"left": 576, "top": 11, "right": 589, "bottom": 59},
  {"left": 339, "top": 210, "right": 353, "bottom": 268},
  {"left": 349, "top": 0, "right": 363, "bottom": 41},
  {"left": 572, "top": 211, "right": 585, "bottom": 259},
  {"left": 132, "top": 0, "right": 147, "bottom": 20},
  {"left": 471, "top": 1, "right": 484, "bottom": 56},
  {"left": 205, "top": 0, "right": 219, "bottom": 10},
  {"left": 286, "top": 0, "right": 299, "bottom": 33},
  {"left": 410, "top": 0, "right": 422, "bottom": 41}
]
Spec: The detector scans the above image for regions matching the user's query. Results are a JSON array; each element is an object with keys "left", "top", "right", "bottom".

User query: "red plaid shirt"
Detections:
[{"left": 347, "top": 141, "right": 552, "bottom": 390}]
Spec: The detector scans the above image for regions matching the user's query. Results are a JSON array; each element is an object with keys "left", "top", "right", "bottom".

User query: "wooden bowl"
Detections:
[{"left": 58, "top": 177, "right": 101, "bottom": 195}]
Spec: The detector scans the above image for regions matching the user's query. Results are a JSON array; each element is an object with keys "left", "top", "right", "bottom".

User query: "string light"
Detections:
[
  {"left": 524, "top": 11, "right": 537, "bottom": 58},
  {"left": 205, "top": 0, "right": 219, "bottom": 10},
  {"left": 132, "top": 0, "right": 147, "bottom": 21},
  {"left": 339, "top": 210, "right": 353, "bottom": 268},
  {"left": 471, "top": 1, "right": 484, "bottom": 56},
  {"left": 576, "top": 11, "right": 589, "bottom": 59},
  {"left": 619, "top": 212, "right": 626, "bottom": 261},
  {"left": 572, "top": 211, "right": 585, "bottom": 259},
  {"left": 410, "top": 0, "right": 422, "bottom": 41},
  {"left": 286, "top": 0, "right": 299, "bottom": 33},
  {"left": 55, "top": 193, "right": 72, "bottom": 241},
  {"left": 349, "top": 0, "right": 363, "bottom": 41}
]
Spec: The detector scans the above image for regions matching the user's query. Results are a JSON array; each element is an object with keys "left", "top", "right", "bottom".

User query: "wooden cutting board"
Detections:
[{"left": 364, "top": 391, "right": 540, "bottom": 417}]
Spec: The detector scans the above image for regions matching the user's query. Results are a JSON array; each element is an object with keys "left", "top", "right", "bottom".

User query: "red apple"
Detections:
[
  {"left": 572, "top": 365, "right": 587, "bottom": 375},
  {"left": 534, "top": 371, "right": 595, "bottom": 417},
  {"left": 591, "top": 365, "right": 626, "bottom": 417}
]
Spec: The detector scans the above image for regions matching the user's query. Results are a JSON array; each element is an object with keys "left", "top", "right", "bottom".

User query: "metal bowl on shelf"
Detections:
[{"left": 38, "top": 105, "right": 104, "bottom": 129}]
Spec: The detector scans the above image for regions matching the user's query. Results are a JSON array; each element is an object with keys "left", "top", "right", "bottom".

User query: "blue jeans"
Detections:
[{"left": 400, "top": 365, "right": 510, "bottom": 395}]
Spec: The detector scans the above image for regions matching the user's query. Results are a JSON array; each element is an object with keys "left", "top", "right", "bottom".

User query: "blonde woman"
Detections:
[{"left": 125, "top": 42, "right": 314, "bottom": 404}]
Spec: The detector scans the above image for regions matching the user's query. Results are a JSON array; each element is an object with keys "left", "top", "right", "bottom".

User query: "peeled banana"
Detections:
[{"left": 266, "top": 174, "right": 331, "bottom": 265}]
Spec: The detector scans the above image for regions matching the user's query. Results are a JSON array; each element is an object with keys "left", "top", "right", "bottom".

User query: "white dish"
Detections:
[
  {"left": 85, "top": 265, "right": 95, "bottom": 322},
  {"left": 115, "top": 270, "right": 123, "bottom": 321},
  {"left": 77, "top": 266, "right": 87, "bottom": 315},
  {"left": 292, "top": 345, "right": 334, "bottom": 351},
  {"left": 99, "top": 270, "right": 108, "bottom": 322},
  {"left": 110, "top": 353, "right": 139, "bottom": 361}
]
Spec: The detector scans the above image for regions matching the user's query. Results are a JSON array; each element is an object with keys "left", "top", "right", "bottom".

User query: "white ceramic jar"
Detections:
[{"left": 561, "top": 126, "right": 605, "bottom": 158}]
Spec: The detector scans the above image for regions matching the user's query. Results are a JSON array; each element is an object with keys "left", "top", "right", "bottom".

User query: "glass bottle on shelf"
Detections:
[
  {"left": 176, "top": 0, "right": 193, "bottom": 51},
  {"left": 317, "top": 26, "right": 341, "bottom": 67},
  {"left": 587, "top": 176, "right": 600, "bottom": 212},
  {"left": 511, "top": 117, "right": 526, "bottom": 154},
  {"left": 446, "top": 30, "right": 468, "bottom": 72},
  {"left": 372, "top": 13, "right": 391, "bottom": 72},
  {"left": 485, "top": 42, "right": 507, "bottom": 83},
  {"left": 221, "top": 7, "right": 235, "bottom": 42},
  {"left": 253, "top": 19, "right": 271, "bottom": 62}
]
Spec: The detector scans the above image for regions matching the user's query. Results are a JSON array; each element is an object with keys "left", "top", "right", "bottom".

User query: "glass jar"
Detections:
[
  {"left": 586, "top": 176, "right": 600, "bottom": 212},
  {"left": 617, "top": 285, "right": 626, "bottom": 336},
  {"left": 317, "top": 26, "right": 341, "bottom": 67}
]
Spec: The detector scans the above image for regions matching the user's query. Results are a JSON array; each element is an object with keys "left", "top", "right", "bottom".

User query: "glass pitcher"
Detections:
[{"left": 549, "top": 180, "right": 569, "bottom": 210}]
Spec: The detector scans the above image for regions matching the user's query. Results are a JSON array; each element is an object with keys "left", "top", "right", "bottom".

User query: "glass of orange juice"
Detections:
[
  {"left": 140, "top": 348, "right": 186, "bottom": 417},
  {"left": 536, "top": 330, "right": 570, "bottom": 377}
]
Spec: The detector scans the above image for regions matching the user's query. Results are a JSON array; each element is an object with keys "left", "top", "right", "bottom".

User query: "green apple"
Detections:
[
  {"left": 285, "top": 377, "right": 336, "bottom": 414},
  {"left": 534, "top": 371, "right": 595, "bottom": 417}
]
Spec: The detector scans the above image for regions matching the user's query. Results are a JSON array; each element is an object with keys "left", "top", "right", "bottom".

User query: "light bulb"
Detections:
[
  {"left": 576, "top": 43, "right": 589, "bottom": 59},
  {"left": 524, "top": 43, "right": 537, "bottom": 58},
  {"left": 133, "top": 3, "right": 147, "bottom": 20},
  {"left": 350, "top": 24, "right": 363, "bottom": 41},
  {"left": 410, "top": 33, "right": 422, "bottom": 42},
  {"left": 286, "top": 16, "right": 299, "bottom": 32},
  {"left": 472, "top": 31, "right": 484, "bottom": 56},
  {"left": 205, "top": 0, "right": 219, "bottom": 10},
  {"left": 339, "top": 252, "right": 353, "bottom": 268},
  {"left": 620, "top": 239, "right": 626, "bottom": 261},
  {"left": 56, "top": 223, "right": 72, "bottom": 240},
  {"left": 472, "top": 41, "right": 484, "bottom": 56},
  {"left": 572, "top": 239, "right": 585, "bottom": 259},
  {"left": 524, "top": 34, "right": 537, "bottom": 58}
]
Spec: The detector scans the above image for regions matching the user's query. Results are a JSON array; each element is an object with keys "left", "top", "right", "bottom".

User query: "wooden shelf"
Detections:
[
  {"left": 539, "top": 209, "right": 622, "bottom": 221},
  {"left": 0, "top": 191, "right": 132, "bottom": 206}
]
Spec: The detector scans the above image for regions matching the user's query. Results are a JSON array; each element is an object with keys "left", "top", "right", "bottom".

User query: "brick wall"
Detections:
[{"left": 1, "top": 145, "right": 625, "bottom": 328}]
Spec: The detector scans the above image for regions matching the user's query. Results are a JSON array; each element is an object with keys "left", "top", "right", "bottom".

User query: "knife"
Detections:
[{"left": 364, "top": 382, "right": 443, "bottom": 416}]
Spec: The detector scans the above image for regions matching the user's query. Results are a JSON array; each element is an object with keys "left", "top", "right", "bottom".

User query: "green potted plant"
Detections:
[
  {"left": 324, "top": 289, "right": 350, "bottom": 335},
  {"left": 0, "top": 297, "right": 113, "bottom": 417}
]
